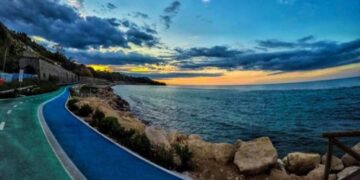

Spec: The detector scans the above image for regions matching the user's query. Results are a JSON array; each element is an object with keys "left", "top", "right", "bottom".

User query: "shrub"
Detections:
[
  {"left": 91, "top": 109, "right": 105, "bottom": 126},
  {"left": 69, "top": 88, "right": 77, "bottom": 97},
  {"left": 113, "top": 127, "right": 136, "bottom": 147},
  {"left": 174, "top": 144, "right": 193, "bottom": 171},
  {"left": 67, "top": 99, "right": 79, "bottom": 112},
  {"left": 97, "top": 116, "right": 119, "bottom": 134},
  {"left": 129, "top": 134, "right": 152, "bottom": 158},
  {"left": 78, "top": 104, "right": 93, "bottom": 117},
  {"left": 151, "top": 146, "right": 175, "bottom": 169},
  {"left": 80, "top": 85, "right": 98, "bottom": 95}
]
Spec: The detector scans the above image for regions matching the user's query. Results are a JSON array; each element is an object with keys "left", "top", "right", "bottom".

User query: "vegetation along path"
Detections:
[{"left": 42, "top": 87, "right": 184, "bottom": 180}]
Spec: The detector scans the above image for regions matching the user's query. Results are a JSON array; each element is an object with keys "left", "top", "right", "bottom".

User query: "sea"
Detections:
[{"left": 113, "top": 77, "right": 360, "bottom": 156}]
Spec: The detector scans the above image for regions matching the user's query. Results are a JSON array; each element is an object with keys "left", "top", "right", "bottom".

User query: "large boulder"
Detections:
[
  {"left": 187, "top": 134, "right": 214, "bottom": 162},
  {"left": 145, "top": 126, "right": 171, "bottom": 149},
  {"left": 337, "top": 166, "right": 360, "bottom": 180},
  {"left": 283, "top": 152, "right": 320, "bottom": 175},
  {"left": 341, "top": 142, "right": 360, "bottom": 167},
  {"left": 269, "top": 169, "right": 302, "bottom": 180},
  {"left": 321, "top": 154, "right": 344, "bottom": 172},
  {"left": 233, "top": 137, "right": 278, "bottom": 175},
  {"left": 212, "top": 143, "right": 236, "bottom": 164},
  {"left": 305, "top": 164, "right": 324, "bottom": 180},
  {"left": 186, "top": 135, "right": 236, "bottom": 164}
]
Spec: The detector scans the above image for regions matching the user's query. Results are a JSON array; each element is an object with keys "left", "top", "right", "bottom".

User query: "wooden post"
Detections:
[
  {"left": 332, "top": 138, "right": 360, "bottom": 161},
  {"left": 323, "top": 138, "right": 333, "bottom": 180}
]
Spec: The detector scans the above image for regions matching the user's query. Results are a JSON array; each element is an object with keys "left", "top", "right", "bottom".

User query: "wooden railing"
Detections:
[{"left": 322, "top": 131, "right": 360, "bottom": 180}]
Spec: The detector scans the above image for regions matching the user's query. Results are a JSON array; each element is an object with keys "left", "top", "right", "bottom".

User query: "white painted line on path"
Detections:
[{"left": 0, "top": 122, "right": 5, "bottom": 130}]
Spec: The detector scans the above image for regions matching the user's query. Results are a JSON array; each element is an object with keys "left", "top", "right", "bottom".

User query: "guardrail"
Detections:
[{"left": 322, "top": 131, "right": 360, "bottom": 180}]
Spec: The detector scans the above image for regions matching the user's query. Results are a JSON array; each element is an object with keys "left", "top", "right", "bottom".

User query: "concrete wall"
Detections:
[{"left": 19, "top": 57, "right": 78, "bottom": 84}]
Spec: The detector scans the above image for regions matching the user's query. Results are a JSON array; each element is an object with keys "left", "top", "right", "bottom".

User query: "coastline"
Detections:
[{"left": 69, "top": 84, "right": 360, "bottom": 180}]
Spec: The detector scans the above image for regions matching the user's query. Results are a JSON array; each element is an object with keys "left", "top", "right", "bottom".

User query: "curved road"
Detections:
[
  {"left": 42, "top": 88, "right": 184, "bottom": 180},
  {"left": 0, "top": 88, "right": 69, "bottom": 179}
]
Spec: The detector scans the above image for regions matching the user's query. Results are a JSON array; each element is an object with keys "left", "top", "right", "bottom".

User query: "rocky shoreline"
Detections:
[{"left": 70, "top": 85, "right": 360, "bottom": 180}]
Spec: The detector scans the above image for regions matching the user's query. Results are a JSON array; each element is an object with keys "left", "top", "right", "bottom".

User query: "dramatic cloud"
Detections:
[
  {"left": 106, "top": 3, "right": 117, "bottom": 10},
  {"left": 129, "top": 12, "right": 149, "bottom": 19},
  {"left": 120, "top": 72, "right": 223, "bottom": 79},
  {"left": 257, "top": 36, "right": 338, "bottom": 50},
  {"left": 68, "top": 50, "right": 164, "bottom": 65},
  {"left": 160, "top": 0, "right": 181, "bottom": 29},
  {"left": 67, "top": 0, "right": 84, "bottom": 10},
  {"left": 175, "top": 46, "right": 245, "bottom": 59},
  {"left": 174, "top": 38, "right": 360, "bottom": 71},
  {"left": 0, "top": 0, "right": 158, "bottom": 49}
]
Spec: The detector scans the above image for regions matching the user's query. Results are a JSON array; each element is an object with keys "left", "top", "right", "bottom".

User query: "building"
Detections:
[{"left": 19, "top": 56, "right": 78, "bottom": 84}]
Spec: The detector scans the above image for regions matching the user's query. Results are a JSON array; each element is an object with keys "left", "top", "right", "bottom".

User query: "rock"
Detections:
[
  {"left": 268, "top": 169, "right": 302, "bottom": 180},
  {"left": 145, "top": 126, "right": 171, "bottom": 149},
  {"left": 283, "top": 152, "right": 320, "bottom": 175},
  {"left": 234, "top": 139, "right": 243, "bottom": 149},
  {"left": 186, "top": 135, "right": 235, "bottom": 164},
  {"left": 167, "top": 130, "right": 188, "bottom": 145},
  {"left": 337, "top": 166, "right": 360, "bottom": 180},
  {"left": 341, "top": 142, "right": 360, "bottom": 167},
  {"left": 233, "top": 137, "right": 278, "bottom": 175},
  {"left": 276, "top": 159, "right": 287, "bottom": 172},
  {"left": 212, "top": 143, "right": 236, "bottom": 164},
  {"left": 305, "top": 164, "right": 324, "bottom": 180},
  {"left": 187, "top": 135, "right": 214, "bottom": 162},
  {"left": 321, "top": 154, "right": 344, "bottom": 171},
  {"left": 189, "top": 134, "right": 202, "bottom": 140}
]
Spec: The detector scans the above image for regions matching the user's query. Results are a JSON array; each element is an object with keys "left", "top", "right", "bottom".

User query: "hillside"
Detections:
[{"left": 0, "top": 22, "right": 165, "bottom": 86}]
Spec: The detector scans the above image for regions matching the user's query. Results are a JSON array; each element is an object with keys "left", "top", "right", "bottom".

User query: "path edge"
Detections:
[
  {"left": 65, "top": 89, "right": 191, "bottom": 180},
  {"left": 37, "top": 87, "right": 86, "bottom": 180}
]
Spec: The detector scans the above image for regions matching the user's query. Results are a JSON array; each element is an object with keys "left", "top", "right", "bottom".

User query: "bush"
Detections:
[
  {"left": 91, "top": 109, "right": 105, "bottom": 126},
  {"left": 78, "top": 104, "right": 93, "bottom": 117},
  {"left": 80, "top": 85, "right": 98, "bottom": 95},
  {"left": 129, "top": 134, "right": 152, "bottom": 158},
  {"left": 97, "top": 116, "right": 119, "bottom": 134},
  {"left": 67, "top": 99, "right": 79, "bottom": 112},
  {"left": 151, "top": 146, "right": 175, "bottom": 169},
  {"left": 174, "top": 144, "right": 193, "bottom": 171},
  {"left": 69, "top": 88, "right": 77, "bottom": 97}
]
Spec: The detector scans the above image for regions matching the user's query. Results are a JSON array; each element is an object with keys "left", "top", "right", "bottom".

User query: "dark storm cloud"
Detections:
[
  {"left": 160, "top": 0, "right": 181, "bottom": 29},
  {"left": 120, "top": 72, "right": 224, "bottom": 79},
  {"left": 175, "top": 46, "right": 245, "bottom": 59},
  {"left": 256, "top": 36, "right": 338, "bottom": 49},
  {"left": 126, "top": 27, "right": 159, "bottom": 47},
  {"left": 297, "top": 35, "right": 315, "bottom": 43},
  {"left": 174, "top": 38, "right": 360, "bottom": 71},
  {"left": 0, "top": 0, "right": 158, "bottom": 49},
  {"left": 68, "top": 50, "right": 164, "bottom": 65},
  {"left": 106, "top": 3, "right": 117, "bottom": 10},
  {"left": 257, "top": 39, "right": 296, "bottom": 48},
  {"left": 129, "top": 12, "right": 150, "bottom": 19}
]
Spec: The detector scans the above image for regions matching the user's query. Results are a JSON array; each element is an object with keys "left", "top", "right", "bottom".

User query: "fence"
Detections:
[{"left": 0, "top": 72, "right": 38, "bottom": 82}]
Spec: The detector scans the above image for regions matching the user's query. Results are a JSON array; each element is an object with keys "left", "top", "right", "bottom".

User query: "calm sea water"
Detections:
[{"left": 113, "top": 77, "right": 360, "bottom": 156}]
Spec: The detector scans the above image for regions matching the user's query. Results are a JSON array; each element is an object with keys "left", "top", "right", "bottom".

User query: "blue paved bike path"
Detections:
[{"left": 43, "top": 88, "right": 183, "bottom": 180}]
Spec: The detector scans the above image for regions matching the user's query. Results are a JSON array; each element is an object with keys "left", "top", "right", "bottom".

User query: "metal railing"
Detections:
[{"left": 322, "top": 131, "right": 360, "bottom": 180}]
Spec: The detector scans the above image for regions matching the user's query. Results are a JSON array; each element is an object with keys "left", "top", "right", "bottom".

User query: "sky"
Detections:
[{"left": 0, "top": 0, "right": 359, "bottom": 85}]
